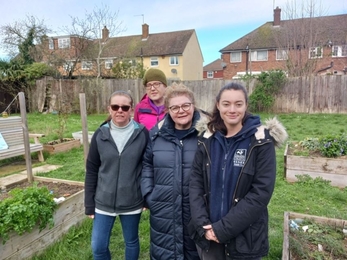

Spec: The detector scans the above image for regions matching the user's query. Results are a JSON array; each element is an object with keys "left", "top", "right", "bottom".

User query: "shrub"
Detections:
[
  {"left": 0, "top": 183, "right": 57, "bottom": 244},
  {"left": 297, "top": 133, "right": 347, "bottom": 158}
]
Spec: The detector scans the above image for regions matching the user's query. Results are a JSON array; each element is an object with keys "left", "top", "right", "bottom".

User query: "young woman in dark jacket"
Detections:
[
  {"left": 189, "top": 82, "right": 288, "bottom": 260},
  {"left": 85, "top": 91, "right": 148, "bottom": 260},
  {"left": 141, "top": 83, "right": 207, "bottom": 260}
]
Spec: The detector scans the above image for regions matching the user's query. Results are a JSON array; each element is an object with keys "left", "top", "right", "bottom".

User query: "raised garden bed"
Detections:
[
  {"left": 43, "top": 138, "right": 81, "bottom": 154},
  {"left": 0, "top": 176, "right": 85, "bottom": 260},
  {"left": 284, "top": 142, "right": 347, "bottom": 188},
  {"left": 282, "top": 212, "right": 347, "bottom": 260}
]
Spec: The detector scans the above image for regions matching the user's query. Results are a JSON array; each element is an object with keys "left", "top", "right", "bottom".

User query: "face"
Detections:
[
  {"left": 108, "top": 95, "right": 133, "bottom": 127},
  {"left": 145, "top": 81, "right": 166, "bottom": 105},
  {"left": 168, "top": 95, "right": 194, "bottom": 130},
  {"left": 216, "top": 89, "right": 247, "bottom": 134}
]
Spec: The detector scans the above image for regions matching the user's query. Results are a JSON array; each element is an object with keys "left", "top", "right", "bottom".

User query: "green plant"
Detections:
[
  {"left": 249, "top": 70, "right": 287, "bottom": 112},
  {"left": 295, "top": 134, "right": 347, "bottom": 158},
  {"left": 0, "top": 183, "right": 57, "bottom": 244},
  {"left": 319, "top": 134, "right": 347, "bottom": 157}
]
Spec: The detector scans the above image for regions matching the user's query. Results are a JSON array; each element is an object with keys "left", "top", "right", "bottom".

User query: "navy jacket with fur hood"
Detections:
[{"left": 189, "top": 117, "right": 288, "bottom": 259}]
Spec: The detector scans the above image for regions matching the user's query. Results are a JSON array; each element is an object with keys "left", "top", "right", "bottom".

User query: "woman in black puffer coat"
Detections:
[{"left": 141, "top": 83, "right": 207, "bottom": 260}]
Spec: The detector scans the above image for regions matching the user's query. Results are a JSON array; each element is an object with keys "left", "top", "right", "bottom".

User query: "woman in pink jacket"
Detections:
[{"left": 134, "top": 68, "right": 167, "bottom": 130}]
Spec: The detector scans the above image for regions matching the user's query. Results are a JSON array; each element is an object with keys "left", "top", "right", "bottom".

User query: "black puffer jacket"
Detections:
[{"left": 141, "top": 111, "right": 203, "bottom": 260}]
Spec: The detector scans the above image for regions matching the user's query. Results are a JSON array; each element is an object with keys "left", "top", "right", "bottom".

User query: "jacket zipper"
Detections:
[{"left": 232, "top": 139, "right": 272, "bottom": 204}]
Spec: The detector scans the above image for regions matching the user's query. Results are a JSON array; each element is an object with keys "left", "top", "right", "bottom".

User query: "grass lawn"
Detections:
[{"left": 1, "top": 112, "right": 347, "bottom": 260}]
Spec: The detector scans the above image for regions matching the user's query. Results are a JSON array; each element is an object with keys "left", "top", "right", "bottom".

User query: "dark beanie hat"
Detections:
[{"left": 143, "top": 68, "right": 167, "bottom": 86}]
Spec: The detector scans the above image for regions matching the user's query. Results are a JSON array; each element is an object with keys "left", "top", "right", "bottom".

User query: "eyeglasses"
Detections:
[
  {"left": 145, "top": 82, "right": 162, "bottom": 89},
  {"left": 169, "top": 103, "right": 192, "bottom": 113},
  {"left": 110, "top": 105, "right": 131, "bottom": 112}
]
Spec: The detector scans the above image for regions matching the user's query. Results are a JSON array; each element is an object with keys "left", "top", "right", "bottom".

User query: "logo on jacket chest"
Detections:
[{"left": 233, "top": 149, "right": 247, "bottom": 167}]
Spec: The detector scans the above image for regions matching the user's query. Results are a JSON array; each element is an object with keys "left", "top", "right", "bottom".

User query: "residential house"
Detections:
[
  {"left": 203, "top": 58, "right": 225, "bottom": 79},
  {"left": 42, "top": 24, "right": 203, "bottom": 80},
  {"left": 220, "top": 8, "right": 347, "bottom": 79}
]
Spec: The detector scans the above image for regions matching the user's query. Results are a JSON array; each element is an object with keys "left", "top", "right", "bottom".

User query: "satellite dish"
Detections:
[{"left": 171, "top": 69, "right": 177, "bottom": 74}]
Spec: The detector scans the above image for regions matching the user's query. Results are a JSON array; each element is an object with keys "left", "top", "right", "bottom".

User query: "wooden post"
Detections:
[
  {"left": 19, "top": 92, "right": 34, "bottom": 183},
  {"left": 79, "top": 93, "right": 89, "bottom": 167}
]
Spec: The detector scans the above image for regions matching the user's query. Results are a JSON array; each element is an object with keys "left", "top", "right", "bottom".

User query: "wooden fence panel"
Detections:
[{"left": 31, "top": 75, "right": 347, "bottom": 114}]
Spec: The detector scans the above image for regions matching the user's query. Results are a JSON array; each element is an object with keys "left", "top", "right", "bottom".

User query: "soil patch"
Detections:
[{"left": 0, "top": 181, "right": 83, "bottom": 201}]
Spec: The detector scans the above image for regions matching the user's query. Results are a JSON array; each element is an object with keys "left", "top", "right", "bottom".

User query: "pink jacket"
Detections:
[{"left": 134, "top": 94, "right": 166, "bottom": 130}]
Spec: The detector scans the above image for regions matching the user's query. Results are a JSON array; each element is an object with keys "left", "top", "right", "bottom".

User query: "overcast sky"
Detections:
[{"left": 1, "top": 0, "right": 346, "bottom": 66}]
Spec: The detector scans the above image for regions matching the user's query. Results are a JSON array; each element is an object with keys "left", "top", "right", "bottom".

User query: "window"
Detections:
[
  {"left": 170, "top": 56, "right": 179, "bottom": 65},
  {"left": 249, "top": 50, "right": 268, "bottom": 61},
  {"left": 150, "top": 57, "right": 158, "bottom": 67},
  {"left": 105, "top": 59, "right": 113, "bottom": 69},
  {"left": 49, "top": 38, "right": 54, "bottom": 50},
  {"left": 309, "top": 47, "right": 322, "bottom": 59},
  {"left": 82, "top": 61, "right": 93, "bottom": 70},
  {"left": 332, "top": 45, "right": 347, "bottom": 57},
  {"left": 58, "top": 38, "right": 70, "bottom": 49},
  {"left": 63, "top": 62, "right": 73, "bottom": 71},
  {"left": 207, "top": 71, "right": 213, "bottom": 78},
  {"left": 230, "top": 52, "right": 241, "bottom": 62},
  {"left": 276, "top": 49, "right": 288, "bottom": 60}
]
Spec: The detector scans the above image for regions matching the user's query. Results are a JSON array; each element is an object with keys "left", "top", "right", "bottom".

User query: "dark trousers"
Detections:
[{"left": 196, "top": 242, "right": 261, "bottom": 260}]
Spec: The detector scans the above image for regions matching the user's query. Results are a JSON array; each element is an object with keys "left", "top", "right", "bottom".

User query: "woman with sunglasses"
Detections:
[
  {"left": 141, "top": 83, "right": 207, "bottom": 260},
  {"left": 85, "top": 91, "right": 149, "bottom": 260}
]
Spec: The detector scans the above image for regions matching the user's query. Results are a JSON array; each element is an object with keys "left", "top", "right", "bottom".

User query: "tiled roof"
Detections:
[
  {"left": 203, "top": 59, "right": 224, "bottom": 71},
  {"left": 220, "top": 14, "right": 347, "bottom": 52},
  {"left": 100, "top": 29, "right": 195, "bottom": 58}
]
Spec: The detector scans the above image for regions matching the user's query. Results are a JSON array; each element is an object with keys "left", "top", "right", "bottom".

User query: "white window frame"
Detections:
[
  {"left": 150, "top": 57, "right": 159, "bottom": 67},
  {"left": 230, "top": 52, "right": 241, "bottom": 62},
  {"left": 63, "top": 61, "right": 73, "bottom": 71},
  {"left": 82, "top": 60, "right": 93, "bottom": 70},
  {"left": 250, "top": 50, "right": 268, "bottom": 61},
  {"left": 309, "top": 47, "right": 323, "bottom": 59},
  {"left": 170, "top": 56, "right": 179, "bottom": 65},
  {"left": 207, "top": 71, "right": 213, "bottom": 78},
  {"left": 105, "top": 59, "right": 113, "bottom": 69},
  {"left": 276, "top": 49, "right": 288, "bottom": 60},
  {"left": 332, "top": 45, "right": 347, "bottom": 57},
  {"left": 49, "top": 38, "right": 54, "bottom": 50},
  {"left": 58, "top": 38, "right": 70, "bottom": 49}
]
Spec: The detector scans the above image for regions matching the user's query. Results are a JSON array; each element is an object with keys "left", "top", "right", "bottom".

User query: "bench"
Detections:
[{"left": 0, "top": 116, "right": 45, "bottom": 162}]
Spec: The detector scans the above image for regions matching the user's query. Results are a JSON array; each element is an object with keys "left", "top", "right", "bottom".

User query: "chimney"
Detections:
[
  {"left": 274, "top": 7, "right": 281, "bottom": 26},
  {"left": 142, "top": 23, "right": 149, "bottom": 40},
  {"left": 102, "top": 26, "right": 109, "bottom": 42}
]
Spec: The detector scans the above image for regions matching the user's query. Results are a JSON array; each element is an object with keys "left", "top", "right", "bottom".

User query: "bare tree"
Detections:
[
  {"left": 273, "top": 0, "right": 338, "bottom": 76},
  {"left": 59, "top": 4, "right": 125, "bottom": 78},
  {"left": 0, "top": 15, "right": 51, "bottom": 61}
]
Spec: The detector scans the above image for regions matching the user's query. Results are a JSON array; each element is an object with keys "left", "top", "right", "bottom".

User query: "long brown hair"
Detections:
[{"left": 207, "top": 82, "right": 251, "bottom": 135}]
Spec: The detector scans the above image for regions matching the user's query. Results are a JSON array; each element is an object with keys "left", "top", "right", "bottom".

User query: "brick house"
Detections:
[
  {"left": 220, "top": 8, "right": 347, "bottom": 79},
  {"left": 41, "top": 24, "right": 203, "bottom": 80},
  {"left": 203, "top": 58, "right": 225, "bottom": 79}
]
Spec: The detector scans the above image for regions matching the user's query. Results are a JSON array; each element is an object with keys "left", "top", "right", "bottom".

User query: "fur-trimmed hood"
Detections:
[{"left": 195, "top": 116, "right": 288, "bottom": 148}]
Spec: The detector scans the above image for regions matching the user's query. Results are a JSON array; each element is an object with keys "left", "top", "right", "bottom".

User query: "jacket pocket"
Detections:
[
  {"left": 228, "top": 220, "right": 267, "bottom": 254},
  {"left": 187, "top": 218, "right": 210, "bottom": 250}
]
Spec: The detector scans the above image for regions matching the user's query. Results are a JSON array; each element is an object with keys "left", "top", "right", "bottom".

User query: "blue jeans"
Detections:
[{"left": 91, "top": 212, "right": 141, "bottom": 260}]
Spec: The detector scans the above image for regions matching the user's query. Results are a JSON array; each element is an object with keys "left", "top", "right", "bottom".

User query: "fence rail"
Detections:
[{"left": 30, "top": 75, "right": 347, "bottom": 114}]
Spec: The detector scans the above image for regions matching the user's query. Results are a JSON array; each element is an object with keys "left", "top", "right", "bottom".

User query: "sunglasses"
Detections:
[{"left": 110, "top": 105, "right": 131, "bottom": 111}]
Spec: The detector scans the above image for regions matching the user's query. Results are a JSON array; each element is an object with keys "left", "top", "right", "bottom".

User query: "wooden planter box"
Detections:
[
  {"left": 284, "top": 143, "right": 347, "bottom": 188},
  {"left": 0, "top": 177, "right": 85, "bottom": 260},
  {"left": 43, "top": 138, "right": 81, "bottom": 154},
  {"left": 282, "top": 211, "right": 347, "bottom": 260}
]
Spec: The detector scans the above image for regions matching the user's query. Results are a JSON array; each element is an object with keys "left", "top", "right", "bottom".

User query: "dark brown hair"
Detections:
[{"left": 207, "top": 82, "right": 251, "bottom": 135}]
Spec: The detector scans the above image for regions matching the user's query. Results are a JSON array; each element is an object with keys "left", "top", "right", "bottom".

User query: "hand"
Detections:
[
  {"left": 88, "top": 215, "right": 94, "bottom": 219},
  {"left": 203, "top": 224, "right": 219, "bottom": 243}
]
